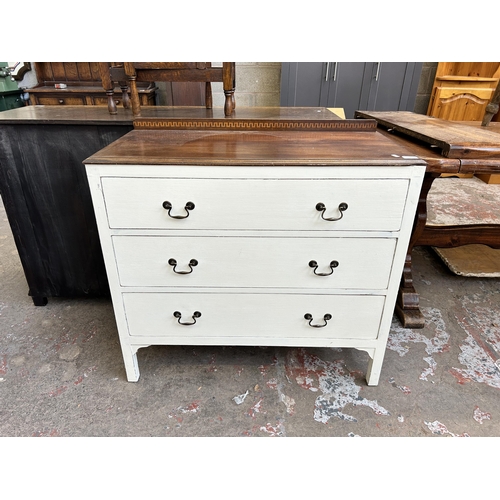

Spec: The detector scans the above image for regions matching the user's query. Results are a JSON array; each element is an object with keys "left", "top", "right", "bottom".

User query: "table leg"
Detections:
[{"left": 396, "top": 172, "right": 439, "bottom": 328}]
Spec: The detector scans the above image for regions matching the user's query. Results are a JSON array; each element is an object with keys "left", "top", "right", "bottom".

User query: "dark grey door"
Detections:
[
  {"left": 280, "top": 62, "right": 422, "bottom": 118},
  {"left": 365, "top": 62, "right": 423, "bottom": 112},
  {"left": 280, "top": 62, "right": 329, "bottom": 107},
  {"left": 324, "top": 62, "right": 371, "bottom": 118}
]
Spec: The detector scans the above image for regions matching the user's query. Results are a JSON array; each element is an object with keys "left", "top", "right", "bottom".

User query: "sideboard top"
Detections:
[
  {"left": 84, "top": 128, "right": 426, "bottom": 167},
  {"left": 0, "top": 105, "right": 136, "bottom": 125},
  {"left": 0, "top": 105, "right": 355, "bottom": 127}
]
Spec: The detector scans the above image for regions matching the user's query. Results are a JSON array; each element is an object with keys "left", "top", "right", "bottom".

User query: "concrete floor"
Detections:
[{"left": 1, "top": 195, "right": 500, "bottom": 439}]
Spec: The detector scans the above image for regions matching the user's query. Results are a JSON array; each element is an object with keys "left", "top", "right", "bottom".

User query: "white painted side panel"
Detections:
[
  {"left": 112, "top": 235, "right": 396, "bottom": 290},
  {"left": 122, "top": 292, "right": 385, "bottom": 340},
  {"left": 101, "top": 177, "right": 409, "bottom": 231},
  {"left": 85, "top": 162, "right": 426, "bottom": 384}
]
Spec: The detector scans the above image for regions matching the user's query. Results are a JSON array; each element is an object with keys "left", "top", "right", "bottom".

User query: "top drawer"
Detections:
[{"left": 101, "top": 177, "right": 410, "bottom": 231}]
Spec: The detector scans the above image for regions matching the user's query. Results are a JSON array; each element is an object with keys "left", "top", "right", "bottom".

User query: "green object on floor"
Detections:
[{"left": 0, "top": 62, "right": 25, "bottom": 111}]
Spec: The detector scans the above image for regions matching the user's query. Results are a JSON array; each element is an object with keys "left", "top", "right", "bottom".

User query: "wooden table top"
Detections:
[
  {"left": 376, "top": 128, "right": 462, "bottom": 174},
  {"left": 355, "top": 111, "right": 500, "bottom": 159},
  {"left": 84, "top": 128, "right": 426, "bottom": 167},
  {"left": 356, "top": 111, "right": 500, "bottom": 174}
]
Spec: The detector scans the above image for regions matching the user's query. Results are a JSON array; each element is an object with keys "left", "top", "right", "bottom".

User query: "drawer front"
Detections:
[
  {"left": 123, "top": 292, "right": 385, "bottom": 340},
  {"left": 102, "top": 177, "right": 409, "bottom": 231},
  {"left": 112, "top": 235, "right": 396, "bottom": 290},
  {"left": 93, "top": 96, "right": 125, "bottom": 107},
  {"left": 34, "top": 96, "right": 87, "bottom": 105}
]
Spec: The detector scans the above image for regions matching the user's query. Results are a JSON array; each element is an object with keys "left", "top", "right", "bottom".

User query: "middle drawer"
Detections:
[{"left": 112, "top": 236, "right": 396, "bottom": 290}]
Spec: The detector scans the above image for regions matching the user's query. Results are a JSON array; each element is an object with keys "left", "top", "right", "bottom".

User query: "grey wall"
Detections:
[
  {"left": 413, "top": 62, "right": 438, "bottom": 114},
  {"left": 210, "top": 62, "right": 282, "bottom": 107}
]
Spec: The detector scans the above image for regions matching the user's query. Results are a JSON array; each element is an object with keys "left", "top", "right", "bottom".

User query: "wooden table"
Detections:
[{"left": 355, "top": 111, "right": 500, "bottom": 328}]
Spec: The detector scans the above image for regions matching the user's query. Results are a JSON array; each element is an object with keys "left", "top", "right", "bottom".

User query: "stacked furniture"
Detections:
[
  {"left": 427, "top": 62, "right": 500, "bottom": 121},
  {"left": 98, "top": 62, "right": 229, "bottom": 115},
  {"left": 27, "top": 62, "right": 157, "bottom": 108}
]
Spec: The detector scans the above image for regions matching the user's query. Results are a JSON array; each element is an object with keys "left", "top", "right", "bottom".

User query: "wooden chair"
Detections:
[{"left": 122, "top": 62, "right": 236, "bottom": 117}]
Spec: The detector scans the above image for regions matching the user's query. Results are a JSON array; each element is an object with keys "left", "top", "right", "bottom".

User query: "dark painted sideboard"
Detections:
[{"left": 0, "top": 106, "right": 134, "bottom": 305}]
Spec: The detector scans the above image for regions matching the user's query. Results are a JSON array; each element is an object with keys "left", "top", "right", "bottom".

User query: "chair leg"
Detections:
[
  {"left": 99, "top": 62, "right": 117, "bottom": 115},
  {"left": 105, "top": 89, "right": 118, "bottom": 114},
  {"left": 129, "top": 76, "right": 141, "bottom": 117},
  {"left": 223, "top": 63, "right": 235, "bottom": 116},
  {"left": 224, "top": 91, "right": 234, "bottom": 116},
  {"left": 205, "top": 82, "right": 212, "bottom": 109},
  {"left": 120, "top": 83, "right": 130, "bottom": 109}
]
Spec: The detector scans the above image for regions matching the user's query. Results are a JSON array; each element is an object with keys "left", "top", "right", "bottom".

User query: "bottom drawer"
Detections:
[{"left": 122, "top": 292, "right": 385, "bottom": 341}]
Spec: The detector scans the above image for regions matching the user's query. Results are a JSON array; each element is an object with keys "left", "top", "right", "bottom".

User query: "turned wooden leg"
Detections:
[
  {"left": 98, "top": 62, "right": 117, "bottom": 115},
  {"left": 224, "top": 91, "right": 234, "bottom": 116},
  {"left": 223, "top": 62, "right": 236, "bottom": 116},
  {"left": 105, "top": 89, "right": 117, "bottom": 114},
  {"left": 128, "top": 76, "right": 141, "bottom": 117},
  {"left": 120, "top": 83, "right": 130, "bottom": 109},
  {"left": 396, "top": 172, "right": 439, "bottom": 328}
]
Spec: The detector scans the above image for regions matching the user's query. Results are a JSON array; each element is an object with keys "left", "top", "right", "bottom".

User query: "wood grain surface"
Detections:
[
  {"left": 355, "top": 111, "right": 500, "bottom": 158},
  {"left": 84, "top": 129, "right": 425, "bottom": 166}
]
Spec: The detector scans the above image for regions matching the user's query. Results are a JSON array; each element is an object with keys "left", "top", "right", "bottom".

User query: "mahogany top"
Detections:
[{"left": 83, "top": 128, "right": 426, "bottom": 167}]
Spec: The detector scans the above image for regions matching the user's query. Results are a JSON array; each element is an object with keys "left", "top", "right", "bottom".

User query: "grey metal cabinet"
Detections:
[{"left": 280, "top": 62, "right": 423, "bottom": 118}]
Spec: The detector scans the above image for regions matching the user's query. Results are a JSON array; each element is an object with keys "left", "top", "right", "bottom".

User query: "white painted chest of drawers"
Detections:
[{"left": 84, "top": 126, "right": 425, "bottom": 385}]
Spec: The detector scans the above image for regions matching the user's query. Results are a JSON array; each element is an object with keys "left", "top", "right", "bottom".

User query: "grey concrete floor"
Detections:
[{"left": 1, "top": 196, "right": 500, "bottom": 439}]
